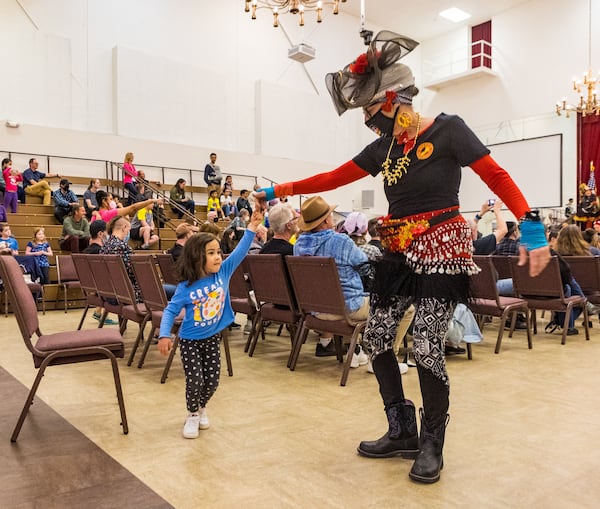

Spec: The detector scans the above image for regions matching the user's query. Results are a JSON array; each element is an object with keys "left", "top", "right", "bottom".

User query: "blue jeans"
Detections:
[{"left": 554, "top": 278, "right": 584, "bottom": 328}]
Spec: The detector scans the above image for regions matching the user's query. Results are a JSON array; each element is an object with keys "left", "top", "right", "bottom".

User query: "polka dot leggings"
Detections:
[{"left": 179, "top": 335, "right": 221, "bottom": 412}]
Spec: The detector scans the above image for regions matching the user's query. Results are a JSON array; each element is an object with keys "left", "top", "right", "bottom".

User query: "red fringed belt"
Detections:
[{"left": 378, "top": 206, "right": 460, "bottom": 253}]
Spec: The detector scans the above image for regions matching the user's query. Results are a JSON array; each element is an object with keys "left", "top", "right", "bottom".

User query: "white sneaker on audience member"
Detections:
[
  {"left": 367, "top": 361, "right": 409, "bottom": 375},
  {"left": 183, "top": 413, "right": 200, "bottom": 439}
]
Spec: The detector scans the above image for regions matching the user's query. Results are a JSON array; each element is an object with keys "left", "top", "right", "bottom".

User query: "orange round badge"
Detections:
[{"left": 416, "top": 142, "right": 434, "bottom": 160}]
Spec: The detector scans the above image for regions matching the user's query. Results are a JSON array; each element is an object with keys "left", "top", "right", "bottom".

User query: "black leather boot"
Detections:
[
  {"left": 357, "top": 400, "right": 419, "bottom": 458},
  {"left": 409, "top": 409, "right": 449, "bottom": 484}
]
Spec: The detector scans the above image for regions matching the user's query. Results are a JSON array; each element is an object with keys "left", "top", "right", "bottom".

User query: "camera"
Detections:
[{"left": 488, "top": 198, "right": 496, "bottom": 207}]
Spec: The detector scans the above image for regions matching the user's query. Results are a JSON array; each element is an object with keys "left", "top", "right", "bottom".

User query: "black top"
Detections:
[
  {"left": 473, "top": 234, "right": 497, "bottom": 255},
  {"left": 353, "top": 113, "right": 489, "bottom": 218},
  {"left": 259, "top": 238, "right": 294, "bottom": 256},
  {"left": 82, "top": 243, "right": 102, "bottom": 254},
  {"left": 167, "top": 243, "right": 184, "bottom": 262}
]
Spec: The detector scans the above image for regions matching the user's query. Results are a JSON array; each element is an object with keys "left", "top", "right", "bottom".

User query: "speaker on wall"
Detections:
[{"left": 361, "top": 189, "right": 374, "bottom": 209}]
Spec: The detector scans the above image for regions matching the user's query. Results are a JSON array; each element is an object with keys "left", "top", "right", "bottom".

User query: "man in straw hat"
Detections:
[
  {"left": 255, "top": 30, "right": 550, "bottom": 483},
  {"left": 294, "top": 196, "right": 369, "bottom": 366}
]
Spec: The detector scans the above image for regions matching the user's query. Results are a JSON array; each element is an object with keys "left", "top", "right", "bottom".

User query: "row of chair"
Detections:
[
  {"left": 470, "top": 255, "right": 592, "bottom": 350},
  {"left": 230, "top": 254, "right": 368, "bottom": 387}
]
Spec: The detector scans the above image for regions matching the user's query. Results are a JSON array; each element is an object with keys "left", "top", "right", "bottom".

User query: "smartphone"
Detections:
[{"left": 488, "top": 198, "right": 496, "bottom": 206}]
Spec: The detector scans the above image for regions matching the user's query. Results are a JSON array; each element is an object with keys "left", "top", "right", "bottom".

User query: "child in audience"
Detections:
[
  {"left": 158, "top": 209, "right": 263, "bottom": 439},
  {"left": 207, "top": 189, "right": 225, "bottom": 220},
  {"left": 25, "top": 227, "right": 52, "bottom": 284},
  {"left": 122, "top": 152, "right": 139, "bottom": 205},
  {"left": 2, "top": 159, "right": 23, "bottom": 213}
]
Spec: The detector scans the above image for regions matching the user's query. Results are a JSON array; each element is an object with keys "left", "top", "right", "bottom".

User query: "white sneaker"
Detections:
[
  {"left": 367, "top": 360, "right": 409, "bottom": 374},
  {"left": 350, "top": 353, "right": 360, "bottom": 368},
  {"left": 357, "top": 347, "right": 369, "bottom": 366},
  {"left": 198, "top": 407, "right": 210, "bottom": 430},
  {"left": 183, "top": 413, "right": 200, "bottom": 439}
]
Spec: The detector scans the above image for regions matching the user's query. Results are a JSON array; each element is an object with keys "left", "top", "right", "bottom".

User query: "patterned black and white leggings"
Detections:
[
  {"left": 364, "top": 296, "right": 456, "bottom": 386},
  {"left": 179, "top": 335, "right": 221, "bottom": 412}
]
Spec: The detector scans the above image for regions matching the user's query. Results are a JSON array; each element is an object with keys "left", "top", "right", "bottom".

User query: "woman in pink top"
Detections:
[
  {"left": 123, "top": 152, "right": 139, "bottom": 205},
  {"left": 93, "top": 189, "right": 161, "bottom": 223}
]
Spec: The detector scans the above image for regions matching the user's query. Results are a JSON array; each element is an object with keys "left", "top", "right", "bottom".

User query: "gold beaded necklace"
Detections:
[{"left": 381, "top": 113, "right": 421, "bottom": 186}]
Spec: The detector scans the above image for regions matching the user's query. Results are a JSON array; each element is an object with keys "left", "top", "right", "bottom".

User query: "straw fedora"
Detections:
[{"left": 298, "top": 196, "right": 337, "bottom": 232}]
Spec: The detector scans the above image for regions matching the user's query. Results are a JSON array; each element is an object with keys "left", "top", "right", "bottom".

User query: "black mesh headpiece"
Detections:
[{"left": 325, "top": 30, "right": 419, "bottom": 116}]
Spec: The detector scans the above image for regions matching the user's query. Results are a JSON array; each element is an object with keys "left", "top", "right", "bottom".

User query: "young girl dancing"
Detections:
[{"left": 158, "top": 209, "right": 263, "bottom": 438}]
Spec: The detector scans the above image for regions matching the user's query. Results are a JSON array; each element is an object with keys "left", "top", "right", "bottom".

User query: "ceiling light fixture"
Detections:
[
  {"left": 244, "top": 0, "right": 346, "bottom": 27},
  {"left": 556, "top": 0, "right": 599, "bottom": 117},
  {"left": 439, "top": 7, "right": 471, "bottom": 23}
]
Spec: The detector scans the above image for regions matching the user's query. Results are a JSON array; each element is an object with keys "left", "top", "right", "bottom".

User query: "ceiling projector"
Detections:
[{"left": 288, "top": 43, "right": 316, "bottom": 63}]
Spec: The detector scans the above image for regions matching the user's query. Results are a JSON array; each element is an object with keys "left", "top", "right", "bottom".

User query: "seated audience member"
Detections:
[
  {"left": 82, "top": 219, "right": 107, "bottom": 255},
  {"left": 344, "top": 212, "right": 382, "bottom": 262},
  {"left": 60, "top": 205, "right": 90, "bottom": 252},
  {"left": 81, "top": 220, "right": 118, "bottom": 325},
  {"left": 198, "top": 222, "right": 221, "bottom": 236},
  {"left": 220, "top": 227, "right": 237, "bottom": 255},
  {"left": 367, "top": 217, "right": 383, "bottom": 251},
  {"left": 220, "top": 189, "right": 238, "bottom": 218},
  {"left": 204, "top": 210, "right": 219, "bottom": 225},
  {"left": 236, "top": 189, "right": 253, "bottom": 217},
  {"left": 167, "top": 223, "right": 198, "bottom": 262},
  {"left": 83, "top": 178, "right": 101, "bottom": 219},
  {"left": 2, "top": 158, "right": 23, "bottom": 213},
  {"left": 469, "top": 199, "right": 508, "bottom": 255},
  {"left": 207, "top": 189, "right": 225, "bottom": 220},
  {"left": 0, "top": 223, "right": 19, "bottom": 255},
  {"left": 222, "top": 175, "right": 234, "bottom": 194},
  {"left": 22, "top": 158, "right": 60, "bottom": 206},
  {"left": 231, "top": 208, "right": 250, "bottom": 241},
  {"left": 162, "top": 222, "right": 199, "bottom": 300},
  {"left": 53, "top": 179, "right": 80, "bottom": 224},
  {"left": 556, "top": 224, "right": 600, "bottom": 256},
  {"left": 25, "top": 227, "right": 52, "bottom": 284},
  {"left": 259, "top": 203, "right": 298, "bottom": 256},
  {"left": 130, "top": 199, "right": 159, "bottom": 250},
  {"left": 492, "top": 221, "right": 520, "bottom": 255},
  {"left": 582, "top": 228, "right": 600, "bottom": 251},
  {"left": 0, "top": 203, "right": 6, "bottom": 223},
  {"left": 293, "top": 196, "right": 369, "bottom": 368},
  {"left": 100, "top": 216, "right": 142, "bottom": 302},
  {"left": 93, "top": 189, "right": 160, "bottom": 224},
  {"left": 170, "top": 178, "right": 196, "bottom": 219},
  {"left": 248, "top": 224, "right": 267, "bottom": 254}
]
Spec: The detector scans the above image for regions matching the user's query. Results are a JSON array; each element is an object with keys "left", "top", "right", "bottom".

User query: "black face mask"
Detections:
[
  {"left": 62, "top": 185, "right": 70, "bottom": 191},
  {"left": 364, "top": 110, "right": 395, "bottom": 137}
]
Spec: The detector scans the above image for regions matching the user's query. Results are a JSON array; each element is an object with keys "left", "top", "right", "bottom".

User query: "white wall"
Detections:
[{"left": 0, "top": 0, "right": 593, "bottom": 215}]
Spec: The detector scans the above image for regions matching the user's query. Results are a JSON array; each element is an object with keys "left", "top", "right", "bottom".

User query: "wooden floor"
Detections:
[{"left": 2, "top": 310, "right": 600, "bottom": 508}]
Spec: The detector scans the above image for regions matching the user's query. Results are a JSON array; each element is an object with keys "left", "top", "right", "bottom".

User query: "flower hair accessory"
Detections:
[
  {"left": 325, "top": 30, "right": 419, "bottom": 116},
  {"left": 349, "top": 53, "right": 369, "bottom": 75}
]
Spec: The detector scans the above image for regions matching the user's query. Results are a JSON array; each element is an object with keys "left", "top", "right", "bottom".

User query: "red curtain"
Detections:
[
  {"left": 577, "top": 114, "right": 600, "bottom": 193},
  {"left": 472, "top": 21, "right": 492, "bottom": 69}
]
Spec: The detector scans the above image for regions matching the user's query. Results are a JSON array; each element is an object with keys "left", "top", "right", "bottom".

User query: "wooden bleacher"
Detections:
[{"left": 3, "top": 178, "right": 233, "bottom": 313}]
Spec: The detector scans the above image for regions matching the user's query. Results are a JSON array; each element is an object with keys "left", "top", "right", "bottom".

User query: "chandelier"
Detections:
[
  {"left": 244, "top": 0, "right": 346, "bottom": 27},
  {"left": 556, "top": 0, "right": 599, "bottom": 117}
]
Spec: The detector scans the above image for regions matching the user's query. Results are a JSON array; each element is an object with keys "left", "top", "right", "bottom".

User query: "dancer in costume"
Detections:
[{"left": 254, "top": 31, "right": 550, "bottom": 483}]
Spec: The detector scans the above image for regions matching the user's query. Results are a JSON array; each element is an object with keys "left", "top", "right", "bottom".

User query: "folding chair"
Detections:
[
  {"left": 0, "top": 255, "right": 128, "bottom": 442},
  {"left": 244, "top": 254, "right": 302, "bottom": 360},
  {"left": 470, "top": 255, "right": 532, "bottom": 354},
  {"left": 56, "top": 254, "right": 82, "bottom": 313},
  {"left": 511, "top": 256, "right": 590, "bottom": 345},
  {"left": 285, "top": 256, "right": 367, "bottom": 386}
]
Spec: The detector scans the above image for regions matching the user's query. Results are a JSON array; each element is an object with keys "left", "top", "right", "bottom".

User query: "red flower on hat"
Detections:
[{"left": 349, "top": 53, "right": 369, "bottom": 74}]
